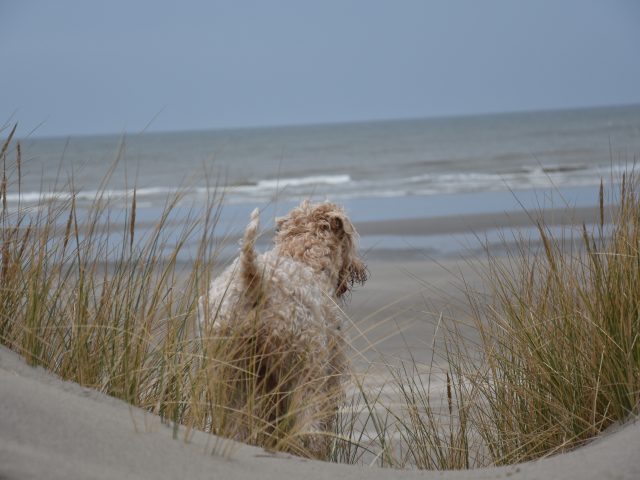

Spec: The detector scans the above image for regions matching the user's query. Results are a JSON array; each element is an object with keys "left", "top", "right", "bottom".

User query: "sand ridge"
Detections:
[{"left": 1, "top": 344, "right": 639, "bottom": 479}]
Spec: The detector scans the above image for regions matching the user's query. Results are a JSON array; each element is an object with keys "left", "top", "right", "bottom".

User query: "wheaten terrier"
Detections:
[{"left": 199, "top": 200, "right": 367, "bottom": 457}]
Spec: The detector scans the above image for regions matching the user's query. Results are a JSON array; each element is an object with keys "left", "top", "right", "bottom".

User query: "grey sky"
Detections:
[{"left": 1, "top": 0, "right": 639, "bottom": 137}]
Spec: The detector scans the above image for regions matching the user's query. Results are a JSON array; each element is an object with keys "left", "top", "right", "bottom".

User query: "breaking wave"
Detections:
[{"left": 5, "top": 164, "right": 625, "bottom": 207}]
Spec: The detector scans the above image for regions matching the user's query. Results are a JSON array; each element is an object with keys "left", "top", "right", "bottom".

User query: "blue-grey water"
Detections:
[{"left": 8, "top": 104, "right": 640, "bottom": 258}]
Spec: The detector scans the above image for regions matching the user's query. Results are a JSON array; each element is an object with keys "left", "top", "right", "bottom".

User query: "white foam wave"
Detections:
[
  {"left": 6, "top": 164, "right": 625, "bottom": 207},
  {"left": 5, "top": 186, "right": 177, "bottom": 204},
  {"left": 401, "top": 163, "right": 626, "bottom": 196},
  {"left": 255, "top": 174, "right": 352, "bottom": 189},
  {"left": 220, "top": 174, "right": 353, "bottom": 200}
]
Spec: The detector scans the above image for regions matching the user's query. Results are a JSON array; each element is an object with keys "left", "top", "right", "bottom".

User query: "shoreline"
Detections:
[
  {"left": 15, "top": 185, "right": 610, "bottom": 265},
  {"left": 243, "top": 203, "right": 605, "bottom": 243},
  {"left": 355, "top": 204, "right": 604, "bottom": 237},
  {"left": 211, "top": 203, "right": 607, "bottom": 264}
]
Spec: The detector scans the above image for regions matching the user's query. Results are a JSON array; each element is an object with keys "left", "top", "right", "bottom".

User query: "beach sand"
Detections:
[
  {"left": 2, "top": 204, "right": 639, "bottom": 479},
  {"left": 345, "top": 257, "right": 480, "bottom": 371},
  {"left": 2, "top": 335, "right": 639, "bottom": 480},
  {"left": 345, "top": 204, "right": 606, "bottom": 367}
]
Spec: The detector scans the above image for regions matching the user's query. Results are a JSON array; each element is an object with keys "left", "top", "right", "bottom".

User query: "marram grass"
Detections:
[
  {"left": 460, "top": 174, "right": 640, "bottom": 463},
  {"left": 1, "top": 127, "right": 638, "bottom": 468},
  {"left": 356, "top": 172, "right": 640, "bottom": 469}
]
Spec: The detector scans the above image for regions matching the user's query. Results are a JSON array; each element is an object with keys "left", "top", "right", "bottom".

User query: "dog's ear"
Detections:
[
  {"left": 330, "top": 216, "right": 343, "bottom": 234},
  {"left": 329, "top": 213, "right": 354, "bottom": 236},
  {"left": 275, "top": 216, "right": 285, "bottom": 232}
]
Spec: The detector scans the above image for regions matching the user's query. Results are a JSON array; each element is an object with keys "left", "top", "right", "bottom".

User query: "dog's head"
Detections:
[{"left": 275, "top": 200, "right": 367, "bottom": 298}]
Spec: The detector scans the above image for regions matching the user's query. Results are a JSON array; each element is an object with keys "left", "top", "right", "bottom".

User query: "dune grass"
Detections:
[
  {"left": 337, "top": 172, "right": 640, "bottom": 469},
  {"left": 459, "top": 174, "right": 640, "bottom": 463},
  {"left": 0, "top": 126, "right": 348, "bottom": 459},
  {"left": 1, "top": 127, "right": 638, "bottom": 468}
]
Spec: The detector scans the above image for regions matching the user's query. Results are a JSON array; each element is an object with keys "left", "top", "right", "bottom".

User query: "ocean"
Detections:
[{"left": 10, "top": 104, "right": 640, "bottom": 259}]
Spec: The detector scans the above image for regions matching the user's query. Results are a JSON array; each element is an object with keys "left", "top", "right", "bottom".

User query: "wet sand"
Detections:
[{"left": 345, "top": 204, "right": 604, "bottom": 368}]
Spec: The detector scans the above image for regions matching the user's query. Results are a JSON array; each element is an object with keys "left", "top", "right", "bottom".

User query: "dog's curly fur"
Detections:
[{"left": 199, "top": 200, "right": 367, "bottom": 457}]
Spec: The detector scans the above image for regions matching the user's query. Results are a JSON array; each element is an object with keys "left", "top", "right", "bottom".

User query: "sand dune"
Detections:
[
  {"left": 2, "top": 341, "right": 639, "bottom": 479},
  {"left": 2, "top": 204, "right": 639, "bottom": 478}
]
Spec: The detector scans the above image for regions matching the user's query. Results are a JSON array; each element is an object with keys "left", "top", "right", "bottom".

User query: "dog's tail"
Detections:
[{"left": 240, "top": 208, "right": 261, "bottom": 305}]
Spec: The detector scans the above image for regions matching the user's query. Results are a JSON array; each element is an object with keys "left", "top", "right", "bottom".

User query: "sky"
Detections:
[{"left": 1, "top": 0, "right": 639, "bottom": 137}]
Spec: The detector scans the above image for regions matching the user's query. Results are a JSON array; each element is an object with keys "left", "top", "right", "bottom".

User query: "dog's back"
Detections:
[{"left": 197, "top": 201, "right": 366, "bottom": 457}]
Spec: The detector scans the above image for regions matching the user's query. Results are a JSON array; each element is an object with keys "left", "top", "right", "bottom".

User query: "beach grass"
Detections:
[
  {"left": 458, "top": 173, "right": 640, "bottom": 463},
  {"left": 335, "top": 171, "right": 640, "bottom": 468},
  {"left": 0, "top": 126, "right": 346, "bottom": 459},
  {"left": 1, "top": 126, "right": 639, "bottom": 468}
]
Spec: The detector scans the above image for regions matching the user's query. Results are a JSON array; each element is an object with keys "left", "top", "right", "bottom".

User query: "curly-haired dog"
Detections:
[{"left": 199, "top": 200, "right": 367, "bottom": 457}]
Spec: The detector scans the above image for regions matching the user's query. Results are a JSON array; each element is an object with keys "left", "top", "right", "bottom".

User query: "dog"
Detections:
[{"left": 198, "top": 200, "right": 367, "bottom": 457}]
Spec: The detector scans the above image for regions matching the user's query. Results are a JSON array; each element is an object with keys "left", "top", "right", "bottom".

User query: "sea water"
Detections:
[{"left": 10, "top": 104, "right": 640, "bottom": 258}]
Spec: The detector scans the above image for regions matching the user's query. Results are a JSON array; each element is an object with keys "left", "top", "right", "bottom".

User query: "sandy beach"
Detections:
[
  {"left": 1, "top": 341, "right": 638, "bottom": 480},
  {"left": 2, "top": 203, "right": 639, "bottom": 478},
  {"left": 345, "top": 204, "right": 607, "bottom": 365}
]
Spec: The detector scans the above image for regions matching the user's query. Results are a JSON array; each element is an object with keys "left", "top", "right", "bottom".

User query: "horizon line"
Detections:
[{"left": 11, "top": 101, "right": 640, "bottom": 141}]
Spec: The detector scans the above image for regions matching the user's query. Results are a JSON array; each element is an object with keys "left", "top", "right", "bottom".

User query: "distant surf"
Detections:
[
  {"left": 5, "top": 162, "right": 630, "bottom": 207},
  {"left": 8, "top": 105, "right": 640, "bottom": 233}
]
